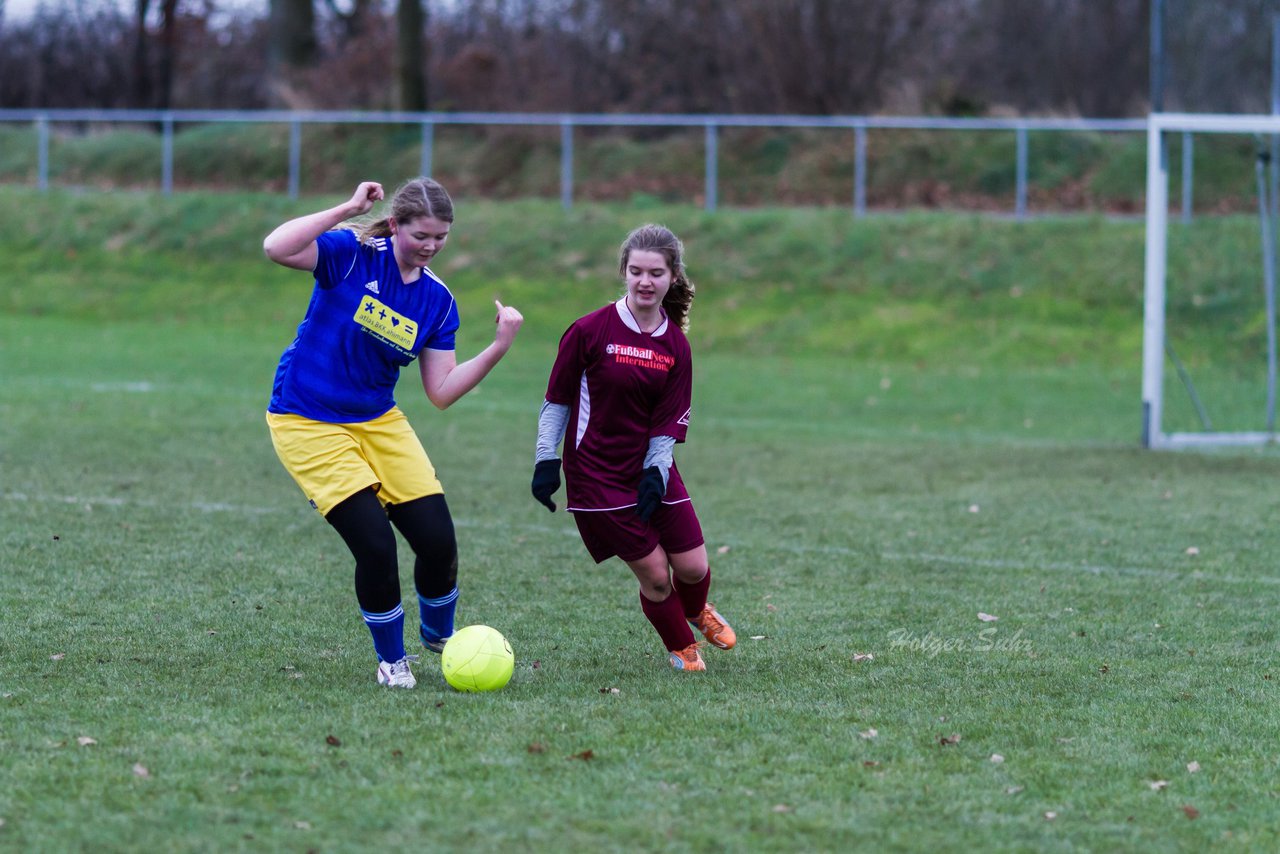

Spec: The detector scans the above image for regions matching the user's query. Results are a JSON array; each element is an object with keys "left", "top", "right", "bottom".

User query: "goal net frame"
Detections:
[{"left": 1142, "top": 112, "right": 1280, "bottom": 449}]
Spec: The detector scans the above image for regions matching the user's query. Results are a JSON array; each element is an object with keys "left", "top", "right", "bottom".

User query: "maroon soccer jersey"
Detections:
[{"left": 546, "top": 298, "right": 693, "bottom": 512}]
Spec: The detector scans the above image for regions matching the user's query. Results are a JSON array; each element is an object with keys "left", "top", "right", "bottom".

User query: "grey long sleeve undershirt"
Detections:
[
  {"left": 535, "top": 401, "right": 569, "bottom": 463},
  {"left": 535, "top": 399, "right": 675, "bottom": 489}
]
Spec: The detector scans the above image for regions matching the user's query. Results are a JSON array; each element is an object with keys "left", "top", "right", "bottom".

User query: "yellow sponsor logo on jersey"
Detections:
[{"left": 354, "top": 297, "right": 418, "bottom": 352}]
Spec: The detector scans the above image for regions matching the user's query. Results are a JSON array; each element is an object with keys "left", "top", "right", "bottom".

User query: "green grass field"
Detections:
[{"left": 2, "top": 190, "right": 1279, "bottom": 851}]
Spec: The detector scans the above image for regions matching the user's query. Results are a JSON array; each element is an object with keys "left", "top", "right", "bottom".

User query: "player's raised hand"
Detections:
[
  {"left": 493, "top": 299, "right": 524, "bottom": 350},
  {"left": 346, "top": 181, "right": 385, "bottom": 217}
]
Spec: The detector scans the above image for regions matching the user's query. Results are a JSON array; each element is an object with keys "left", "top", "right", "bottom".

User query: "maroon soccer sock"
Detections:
[
  {"left": 639, "top": 590, "right": 697, "bottom": 651},
  {"left": 672, "top": 567, "right": 711, "bottom": 620}
]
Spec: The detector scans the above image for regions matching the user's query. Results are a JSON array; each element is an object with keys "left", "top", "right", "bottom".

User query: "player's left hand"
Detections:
[
  {"left": 633, "top": 466, "right": 666, "bottom": 522},
  {"left": 531, "top": 459, "right": 561, "bottom": 512},
  {"left": 494, "top": 299, "right": 524, "bottom": 350}
]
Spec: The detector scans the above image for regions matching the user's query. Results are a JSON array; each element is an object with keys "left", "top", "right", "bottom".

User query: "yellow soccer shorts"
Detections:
[{"left": 266, "top": 407, "right": 443, "bottom": 516}]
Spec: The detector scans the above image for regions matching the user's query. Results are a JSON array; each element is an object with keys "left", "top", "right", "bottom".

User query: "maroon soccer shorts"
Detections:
[{"left": 572, "top": 499, "right": 705, "bottom": 564}]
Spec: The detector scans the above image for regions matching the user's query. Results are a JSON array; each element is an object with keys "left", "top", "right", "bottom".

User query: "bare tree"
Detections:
[
  {"left": 156, "top": 0, "right": 179, "bottom": 109},
  {"left": 134, "top": 0, "right": 153, "bottom": 107},
  {"left": 396, "top": 0, "right": 428, "bottom": 111},
  {"left": 269, "top": 0, "right": 319, "bottom": 105}
]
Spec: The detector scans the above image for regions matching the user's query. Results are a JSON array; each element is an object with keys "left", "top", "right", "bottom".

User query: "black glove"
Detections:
[
  {"left": 633, "top": 466, "right": 666, "bottom": 522},
  {"left": 531, "top": 459, "right": 562, "bottom": 512}
]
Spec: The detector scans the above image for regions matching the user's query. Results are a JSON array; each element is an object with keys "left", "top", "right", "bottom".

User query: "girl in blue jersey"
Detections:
[{"left": 264, "top": 178, "right": 523, "bottom": 689}]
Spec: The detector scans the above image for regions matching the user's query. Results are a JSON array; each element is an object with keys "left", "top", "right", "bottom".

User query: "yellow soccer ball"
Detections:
[{"left": 440, "top": 625, "right": 514, "bottom": 692}]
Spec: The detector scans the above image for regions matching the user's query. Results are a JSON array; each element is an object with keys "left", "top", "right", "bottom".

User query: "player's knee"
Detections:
[
  {"left": 673, "top": 563, "right": 708, "bottom": 584},
  {"left": 364, "top": 528, "right": 399, "bottom": 569},
  {"left": 416, "top": 551, "right": 457, "bottom": 598},
  {"left": 640, "top": 578, "right": 673, "bottom": 600}
]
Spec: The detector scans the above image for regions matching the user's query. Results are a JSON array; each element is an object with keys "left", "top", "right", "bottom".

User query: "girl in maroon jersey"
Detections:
[{"left": 530, "top": 224, "right": 735, "bottom": 671}]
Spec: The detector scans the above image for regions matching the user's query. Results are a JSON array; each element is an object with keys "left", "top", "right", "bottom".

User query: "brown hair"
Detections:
[
  {"left": 357, "top": 177, "right": 454, "bottom": 241},
  {"left": 618, "top": 223, "right": 695, "bottom": 332}
]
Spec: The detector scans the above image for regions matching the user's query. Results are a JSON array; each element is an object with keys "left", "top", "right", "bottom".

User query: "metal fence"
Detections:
[{"left": 0, "top": 108, "right": 1160, "bottom": 218}]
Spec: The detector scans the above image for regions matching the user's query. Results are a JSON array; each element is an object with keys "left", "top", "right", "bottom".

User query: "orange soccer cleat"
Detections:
[
  {"left": 668, "top": 643, "right": 706, "bottom": 671},
  {"left": 690, "top": 603, "right": 736, "bottom": 650}
]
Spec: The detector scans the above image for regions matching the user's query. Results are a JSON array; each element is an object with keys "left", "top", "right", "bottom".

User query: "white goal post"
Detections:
[{"left": 1143, "top": 112, "right": 1280, "bottom": 449}]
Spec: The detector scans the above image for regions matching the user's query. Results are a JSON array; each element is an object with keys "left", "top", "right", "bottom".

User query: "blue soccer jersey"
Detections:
[{"left": 269, "top": 228, "right": 460, "bottom": 423}]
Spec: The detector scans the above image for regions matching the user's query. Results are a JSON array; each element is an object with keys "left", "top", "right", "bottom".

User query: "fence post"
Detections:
[
  {"left": 288, "top": 118, "right": 301, "bottom": 200},
  {"left": 854, "top": 123, "right": 867, "bottom": 218},
  {"left": 162, "top": 114, "right": 174, "bottom": 196},
  {"left": 36, "top": 114, "right": 49, "bottom": 191},
  {"left": 560, "top": 119, "right": 574, "bottom": 211},
  {"left": 1181, "top": 131, "right": 1193, "bottom": 224},
  {"left": 1015, "top": 125, "right": 1028, "bottom": 220},
  {"left": 704, "top": 123, "right": 718, "bottom": 212},
  {"left": 420, "top": 120, "right": 434, "bottom": 177}
]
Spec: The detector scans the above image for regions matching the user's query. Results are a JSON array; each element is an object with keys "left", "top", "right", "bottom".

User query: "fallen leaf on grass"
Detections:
[
  {"left": 859, "top": 728, "right": 877, "bottom": 740},
  {"left": 939, "top": 733, "right": 962, "bottom": 746},
  {"left": 852, "top": 653, "right": 874, "bottom": 662},
  {"left": 977, "top": 613, "right": 999, "bottom": 622},
  {"left": 132, "top": 763, "right": 150, "bottom": 778},
  {"left": 570, "top": 750, "right": 594, "bottom": 761},
  {"left": 1149, "top": 780, "right": 1169, "bottom": 791},
  {"left": 598, "top": 687, "right": 620, "bottom": 694},
  {"left": 863, "top": 761, "right": 880, "bottom": 768},
  {"left": 325, "top": 735, "right": 341, "bottom": 747},
  {"left": 1186, "top": 761, "right": 1201, "bottom": 773},
  {"left": 527, "top": 743, "right": 546, "bottom": 754},
  {"left": 1181, "top": 804, "right": 1200, "bottom": 819},
  {"left": 76, "top": 737, "right": 97, "bottom": 747}
]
